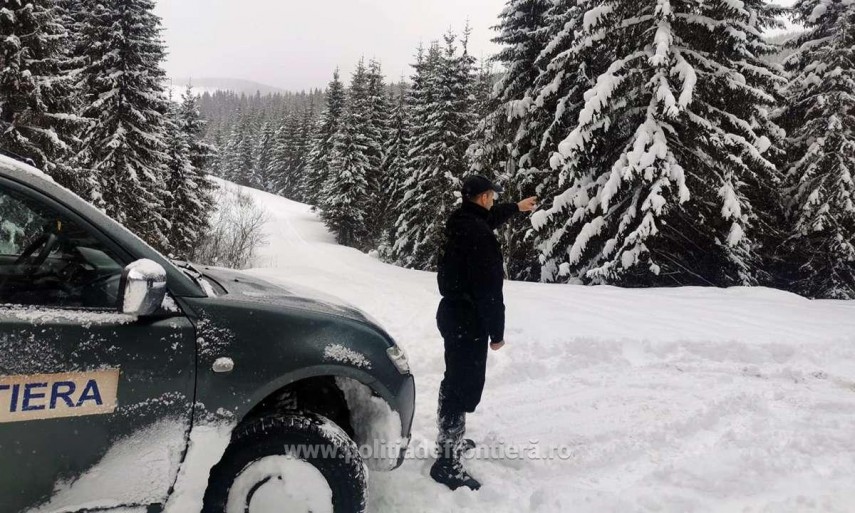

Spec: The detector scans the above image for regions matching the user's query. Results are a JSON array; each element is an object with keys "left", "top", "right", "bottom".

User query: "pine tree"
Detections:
[
  {"left": 267, "top": 110, "right": 304, "bottom": 199},
  {"left": 283, "top": 110, "right": 305, "bottom": 195},
  {"left": 163, "top": 99, "right": 215, "bottom": 258},
  {"left": 378, "top": 83, "right": 411, "bottom": 258},
  {"left": 293, "top": 100, "right": 316, "bottom": 201},
  {"left": 777, "top": 0, "right": 855, "bottom": 298},
  {"left": 174, "top": 85, "right": 216, "bottom": 255},
  {"left": 217, "top": 124, "right": 241, "bottom": 181},
  {"left": 267, "top": 123, "right": 291, "bottom": 195},
  {"left": 76, "top": 0, "right": 172, "bottom": 250},
  {"left": 391, "top": 44, "right": 440, "bottom": 268},
  {"left": 532, "top": 0, "right": 786, "bottom": 287},
  {"left": 235, "top": 122, "right": 256, "bottom": 187},
  {"left": 252, "top": 121, "right": 275, "bottom": 190},
  {"left": 364, "top": 59, "right": 392, "bottom": 245},
  {"left": 220, "top": 116, "right": 255, "bottom": 186},
  {"left": 305, "top": 69, "right": 346, "bottom": 207},
  {"left": 472, "top": 0, "right": 552, "bottom": 281},
  {"left": 178, "top": 85, "right": 218, "bottom": 175},
  {"left": 320, "top": 60, "right": 373, "bottom": 248},
  {"left": 392, "top": 33, "right": 477, "bottom": 270},
  {"left": 0, "top": 0, "right": 87, "bottom": 192},
  {"left": 162, "top": 101, "right": 190, "bottom": 255}
]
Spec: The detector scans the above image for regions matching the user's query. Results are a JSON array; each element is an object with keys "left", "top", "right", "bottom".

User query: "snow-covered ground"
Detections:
[{"left": 241, "top": 185, "right": 855, "bottom": 513}]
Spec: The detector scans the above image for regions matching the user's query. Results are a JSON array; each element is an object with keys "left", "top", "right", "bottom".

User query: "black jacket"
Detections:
[{"left": 437, "top": 201, "right": 520, "bottom": 343}]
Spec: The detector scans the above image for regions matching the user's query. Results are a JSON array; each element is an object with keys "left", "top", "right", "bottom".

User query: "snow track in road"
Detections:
[{"left": 240, "top": 185, "right": 855, "bottom": 513}]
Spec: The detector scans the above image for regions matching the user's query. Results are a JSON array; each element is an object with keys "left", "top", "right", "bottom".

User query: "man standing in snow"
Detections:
[{"left": 431, "top": 175, "right": 537, "bottom": 491}]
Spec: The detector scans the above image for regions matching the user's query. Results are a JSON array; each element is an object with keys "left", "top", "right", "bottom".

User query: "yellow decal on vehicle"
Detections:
[{"left": 0, "top": 369, "right": 120, "bottom": 423}]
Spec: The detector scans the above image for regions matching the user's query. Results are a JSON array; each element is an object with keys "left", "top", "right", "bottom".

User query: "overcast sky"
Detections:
[
  {"left": 154, "top": 0, "right": 506, "bottom": 91},
  {"left": 154, "top": 0, "right": 799, "bottom": 92}
]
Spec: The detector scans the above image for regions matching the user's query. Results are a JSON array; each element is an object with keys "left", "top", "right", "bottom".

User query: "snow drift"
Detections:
[{"left": 239, "top": 183, "right": 855, "bottom": 513}]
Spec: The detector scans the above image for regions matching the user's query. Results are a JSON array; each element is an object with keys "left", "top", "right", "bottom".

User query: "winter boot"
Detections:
[
  {"left": 433, "top": 386, "right": 481, "bottom": 490},
  {"left": 430, "top": 454, "right": 482, "bottom": 491}
]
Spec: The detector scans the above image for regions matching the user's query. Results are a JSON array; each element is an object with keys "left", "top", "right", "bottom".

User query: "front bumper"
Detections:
[{"left": 391, "top": 374, "right": 415, "bottom": 470}]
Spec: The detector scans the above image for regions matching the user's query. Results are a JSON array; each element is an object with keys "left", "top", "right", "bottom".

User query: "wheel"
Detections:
[{"left": 202, "top": 412, "right": 367, "bottom": 513}]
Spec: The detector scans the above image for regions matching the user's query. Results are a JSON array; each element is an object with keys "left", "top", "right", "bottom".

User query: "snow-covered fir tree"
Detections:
[
  {"left": 320, "top": 60, "right": 374, "bottom": 248},
  {"left": 267, "top": 110, "right": 303, "bottom": 199},
  {"left": 524, "top": 0, "right": 597, "bottom": 187},
  {"left": 252, "top": 121, "right": 275, "bottom": 190},
  {"left": 305, "top": 69, "right": 346, "bottom": 207},
  {"left": 219, "top": 118, "right": 255, "bottom": 186},
  {"left": 470, "top": 0, "right": 552, "bottom": 281},
  {"left": 532, "top": 0, "right": 786, "bottom": 287},
  {"left": 363, "top": 59, "right": 392, "bottom": 244},
  {"left": 162, "top": 101, "right": 190, "bottom": 255},
  {"left": 392, "top": 33, "right": 477, "bottom": 270},
  {"left": 76, "top": 0, "right": 173, "bottom": 250},
  {"left": 172, "top": 86, "right": 216, "bottom": 255},
  {"left": 293, "top": 100, "right": 316, "bottom": 201},
  {"left": 284, "top": 109, "right": 308, "bottom": 197},
  {"left": 0, "top": 0, "right": 86, "bottom": 192},
  {"left": 162, "top": 98, "right": 215, "bottom": 258},
  {"left": 377, "top": 83, "right": 411, "bottom": 258},
  {"left": 776, "top": 0, "right": 855, "bottom": 298},
  {"left": 215, "top": 125, "right": 238, "bottom": 181},
  {"left": 391, "top": 45, "right": 441, "bottom": 268},
  {"left": 178, "top": 85, "right": 218, "bottom": 176},
  {"left": 266, "top": 123, "right": 291, "bottom": 195}
]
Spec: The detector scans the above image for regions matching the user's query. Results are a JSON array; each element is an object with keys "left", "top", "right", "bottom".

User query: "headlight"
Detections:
[{"left": 386, "top": 345, "right": 410, "bottom": 374}]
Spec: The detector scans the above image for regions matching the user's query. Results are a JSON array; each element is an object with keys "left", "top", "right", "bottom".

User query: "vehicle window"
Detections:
[{"left": 0, "top": 186, "right": 126, "bottom": 309}]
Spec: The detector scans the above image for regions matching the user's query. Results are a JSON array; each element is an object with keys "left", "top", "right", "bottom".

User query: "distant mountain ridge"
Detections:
[{"left": 168, "top": 77, "right": 286, "bottom": 95}]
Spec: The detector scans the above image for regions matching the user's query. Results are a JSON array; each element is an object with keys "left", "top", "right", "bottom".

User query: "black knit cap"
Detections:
[{"left": 461, "top": 175, "right": 504, "bottom": 199}]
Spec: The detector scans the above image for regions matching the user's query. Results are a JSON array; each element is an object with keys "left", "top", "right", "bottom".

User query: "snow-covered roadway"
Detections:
[{"left": 242, "top": 185, "right": 855, "bottom": 513}]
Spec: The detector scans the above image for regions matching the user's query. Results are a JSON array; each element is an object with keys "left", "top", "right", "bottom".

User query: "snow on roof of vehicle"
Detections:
[{"left": 0, "top": 153, "right": 56, "bottom": 184}]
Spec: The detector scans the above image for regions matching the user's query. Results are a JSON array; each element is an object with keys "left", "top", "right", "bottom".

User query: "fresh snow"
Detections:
[
  {"left": 225, "top": 455, "right": 333, "bottom": 513},
  {"left": 335, "top": 377, "right": 405, "bottom": 471},
  {"left": 162, "top": 422, "right": 238, "bottom": 513},
  {"left": 236, "top": 184, "right": 855, "bottom": 512},
  {"left": 0, "top": 153, "right": 55, "bottom": 183},
  {"left": 323, "top": 343, "right": 372, "bottom": 369},
  {"left": 32, "top": 419, "right": 189, "bottom": 513},
  {"left": 3, "top": 305, "right": 137, "bottom": 327}
]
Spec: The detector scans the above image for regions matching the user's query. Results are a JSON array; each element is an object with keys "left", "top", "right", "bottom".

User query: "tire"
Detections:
[{"left": 202, "top": 412, "right": 367, "bottom": 513}]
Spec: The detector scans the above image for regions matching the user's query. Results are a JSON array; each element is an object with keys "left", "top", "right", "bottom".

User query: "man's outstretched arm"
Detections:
[{"left": 486, "top": 197, "right": 538, "bottom": 230}]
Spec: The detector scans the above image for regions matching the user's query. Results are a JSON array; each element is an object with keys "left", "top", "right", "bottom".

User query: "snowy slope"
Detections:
[
  {"left": 167, "top": 77, "right": 285, "bottom": 97},
  {"left": 240, "top": 185, "right": 855, "bottom": 513}
]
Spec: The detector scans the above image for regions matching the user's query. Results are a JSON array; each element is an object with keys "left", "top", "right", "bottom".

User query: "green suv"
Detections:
[{"left": 0, "top": 155, "right": 415, "bottom": 513}]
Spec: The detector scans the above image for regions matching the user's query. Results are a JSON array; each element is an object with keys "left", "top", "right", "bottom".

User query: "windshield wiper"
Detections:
[{"left": 171, "top": 260, "right": 207, "bottom": 288}]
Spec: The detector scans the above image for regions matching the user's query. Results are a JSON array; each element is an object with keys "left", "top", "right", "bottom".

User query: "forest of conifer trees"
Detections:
[
  {"left": 3, "top": 0, "right": 852, "bottom": 299},
  {"left": 208, "top": 1, "right": 854, "bottom": 299},
  {"left": 0, "top": 0, "right": 215, "bottom": 257}
]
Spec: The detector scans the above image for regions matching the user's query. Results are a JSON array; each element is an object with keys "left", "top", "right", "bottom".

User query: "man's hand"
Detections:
[
  {"left": 490, "top": 340, "right": 505, "bottom": 351},
  {"left": 517, "top": 196, "right": 538, "bottom": 212}
]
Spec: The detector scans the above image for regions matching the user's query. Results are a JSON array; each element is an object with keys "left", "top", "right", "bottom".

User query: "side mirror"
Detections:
[{"left": 118, "top": 259, "right": 167, "bottom": 317}]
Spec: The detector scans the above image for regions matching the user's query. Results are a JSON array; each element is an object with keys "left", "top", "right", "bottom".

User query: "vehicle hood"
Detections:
[{"left": 197, "top": 266, "right": 381, "bottom": 328}]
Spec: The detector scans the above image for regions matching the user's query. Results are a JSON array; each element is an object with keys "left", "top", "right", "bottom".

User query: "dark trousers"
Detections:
[{"left": 436, "top": 297, "right": 490, "bottom": 415}]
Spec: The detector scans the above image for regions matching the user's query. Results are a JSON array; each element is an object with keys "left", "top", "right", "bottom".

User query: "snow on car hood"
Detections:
[{"left": 198, "top": 266, "right": 380, "bottom": 327}]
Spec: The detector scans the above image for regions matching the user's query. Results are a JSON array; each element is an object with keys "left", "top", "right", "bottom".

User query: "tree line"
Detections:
[
  {"left": 217, "top": 29, "right": 494, "bottom": 270},
  {"left": 4, "top": 0, "right": 851, "bottom": 299},
  {"left": 239, "top": 1, "right": 852, "bottom": 300},
  {"left": 205, "top": 89, "right": 323, "bottom": 200},
  {"left": 0, "top": 0, "right": 215, "bottom": 257}
]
